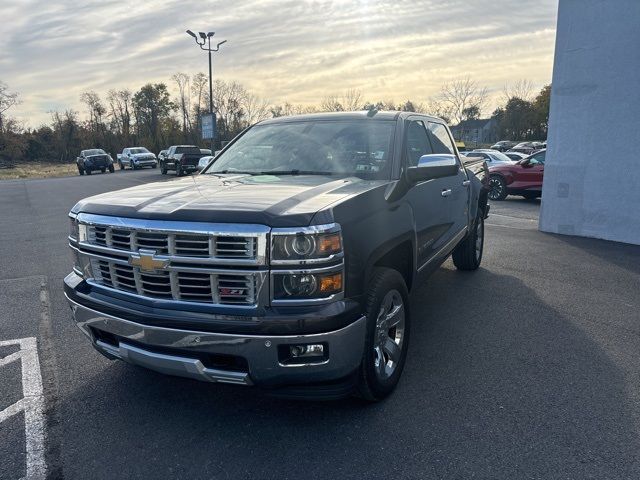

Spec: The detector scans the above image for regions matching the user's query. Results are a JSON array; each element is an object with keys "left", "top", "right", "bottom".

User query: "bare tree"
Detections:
[
  {"left": 342, "top": 89, "right": 363, "bottom": 111},
  {"left": 191, "top": 72, "right": 208, "bottom": 125},
  {"left": 80, "top": 91, "right": 106, "bottom": 145},
  {"left": 438, "top": 77, "right": 488, "bottom": 125},
  {"left": 172, "top": 73, "right": 191, "bottom": 141},
  {"left": 0, "top": 81, "right": 20, "bottom": 134},
  {"left": 106, "top": 89, "right": 132, "bottom": 144},
  {"left": 502, "top": 79, "right": 535, "bottom": 103},
  {"left": 320, "top": 95, "right": 344, "bottom": 112},
  {"left": 243, "top": 93, "right": 271, "bottom": 125}
]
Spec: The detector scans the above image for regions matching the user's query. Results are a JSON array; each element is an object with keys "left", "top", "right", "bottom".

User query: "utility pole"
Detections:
[{"left": 186, "top": 30, "right": 227, "bottom": 153}]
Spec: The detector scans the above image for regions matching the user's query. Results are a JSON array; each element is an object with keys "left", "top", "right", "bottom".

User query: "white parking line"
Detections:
[{"left": 0, "top": 337, "right": 46, "bottom": 480}]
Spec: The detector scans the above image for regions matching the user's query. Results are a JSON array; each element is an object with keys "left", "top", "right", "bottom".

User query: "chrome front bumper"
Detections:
[{"left": 66, "top": 295, "right": 366, "bottom": 387}]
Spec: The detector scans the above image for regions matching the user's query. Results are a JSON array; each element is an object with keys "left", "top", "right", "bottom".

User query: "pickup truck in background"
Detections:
[
  {"left": 160, "top": 145, "right": 205, "bottom": 176},
  {"left": 118, "top": 147, "right": 158, "bottom": 170},
  {"left": 65, "top": 111, "right": 489, "bottom": 400},
  {"left": 76, "top": 149, "right": 115, "bottom": 175}
]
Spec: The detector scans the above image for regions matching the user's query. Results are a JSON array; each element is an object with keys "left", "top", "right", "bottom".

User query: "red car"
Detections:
[{"left": 488, "top": 149, "right": 545, "bottom": 200}]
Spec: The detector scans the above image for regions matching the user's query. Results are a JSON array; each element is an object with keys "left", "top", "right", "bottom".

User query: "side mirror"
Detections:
[{"left": 406, "top": 154, "right": 458, "bottom": 183}]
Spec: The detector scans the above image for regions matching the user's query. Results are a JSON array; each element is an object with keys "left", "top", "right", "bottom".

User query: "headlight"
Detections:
[
  {"left": 271, "top": 224, "right": 342, "bottom": 264},
  {"left": 272, "top": 269, "right": 343, "bottom": 302},
  {"left": 69, "top": 215, "right": 79, "bottom": 240}
]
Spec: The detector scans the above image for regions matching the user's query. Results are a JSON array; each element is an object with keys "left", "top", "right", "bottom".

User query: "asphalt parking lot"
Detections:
[{"left": 1, "top": 169, "right": 639, "bottom": 479}]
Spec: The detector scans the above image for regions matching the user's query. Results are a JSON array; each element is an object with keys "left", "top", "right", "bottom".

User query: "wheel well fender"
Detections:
[{"left": 365, "top": 236, "right": 415, "bottom": 293}]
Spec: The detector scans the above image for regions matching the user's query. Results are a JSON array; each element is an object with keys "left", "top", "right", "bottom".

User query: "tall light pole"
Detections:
[{"left": 186, "top": 30, "right": 227, "bottom": 153}]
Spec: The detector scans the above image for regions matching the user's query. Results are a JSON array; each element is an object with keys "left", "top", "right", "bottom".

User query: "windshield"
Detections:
[
  {"left": 129, "top": 148, "right": 150, "bottom": 154},
  {"left": 175, "top": 146, "right": 201, "bottom": 154},
  {"left": 83, "top": 149, "right": 106, "bottom": 156},
  {"left": 205, "top": 120, "right": 395, "bottom": 179}
]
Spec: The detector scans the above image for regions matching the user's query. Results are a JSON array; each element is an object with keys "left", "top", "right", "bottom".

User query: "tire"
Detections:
[
  {"left": 78, "top": 166, "right": 84, "bottom": 176},
  {"left": 118, "top": 161, "right": 124, "bottom": 170},
  {"left": 108, "top": 164, "right": 115, "bottom": 173},
  {"left": 175, "top": 162, "right": 183, "bottom": 177},
  {"left": 160, "top": 162, "right": 167, "bottom": 175},
  {"left": 357, "top": 267, "right": 410, "bottom": 401},
  {"left": 151, "top": 163, "right": 157, "bottom": 169},
  {"left": 452, "top": 211, "right": 484, "bottom": 271},
  {"left": 100, "top": 168, "right": 106, "bottom": 173},
  {"left": 86, "top": 169, "right": 92, "bottom": 175},
  {"left": 132, "top": 163, "right": 138, "bottom": 170},
  {"left": 488, "top": 175, "right": 508, "bottom": 201}
]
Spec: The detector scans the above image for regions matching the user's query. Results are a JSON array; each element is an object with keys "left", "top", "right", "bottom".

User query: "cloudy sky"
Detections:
[{"left": 0, "top": 0, "right": 558, "bottom": 127}]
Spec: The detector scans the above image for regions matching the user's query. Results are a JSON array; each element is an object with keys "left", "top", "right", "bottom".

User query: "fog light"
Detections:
[{"left": 290, "top": 344, "right": 324, "bottom": 358}]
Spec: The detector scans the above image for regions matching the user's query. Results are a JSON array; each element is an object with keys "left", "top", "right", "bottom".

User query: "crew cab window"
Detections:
[
  {"left": 529, "top": 151, "right": 546, "bottom": 165},
  {"left": 405, "top": 121, "right": 433, "bottom": 167},
  {"left": 427, "top": 122, "right": 455, "bottom": 154}
]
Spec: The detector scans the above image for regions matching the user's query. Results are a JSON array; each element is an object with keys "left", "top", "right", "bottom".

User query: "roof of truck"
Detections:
[{"left": 258, "top": 110, "right": 445, "bottom": 125}]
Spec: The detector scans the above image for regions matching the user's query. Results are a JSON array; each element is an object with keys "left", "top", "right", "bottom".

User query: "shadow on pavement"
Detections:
[{"left": 59, "top": 265, "right": 640, "bottom": 479}]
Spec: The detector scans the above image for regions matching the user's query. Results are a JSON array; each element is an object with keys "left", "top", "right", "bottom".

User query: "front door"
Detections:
[
  {"left": 427, "top": 121, "right": 470, "bottom": 238},
  {"left": 403, "top": 119, "right": 451, "bottom": 269}
]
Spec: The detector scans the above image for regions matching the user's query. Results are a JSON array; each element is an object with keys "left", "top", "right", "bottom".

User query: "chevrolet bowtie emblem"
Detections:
[{"left": 129, "top": 250, "right": 169, "bottom": 271}]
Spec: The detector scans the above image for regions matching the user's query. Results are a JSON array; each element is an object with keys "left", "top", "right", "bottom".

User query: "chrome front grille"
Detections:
[
  {"left": 89, "top": 259, "right": 258, "bottom": 305},
  {"left": 88, "top": 225, "right": 257, "bottom": 260},
  {"left": 74, "top": 214, "right": 269, "bottom": 307}
]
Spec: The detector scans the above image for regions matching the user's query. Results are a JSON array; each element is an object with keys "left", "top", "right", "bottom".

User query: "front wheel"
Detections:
[
  {"left": 452, "top": 212, "right": 484, "bottom": 271},
  {"left": 357, "top": 267, "right": 410, "bottom": 401},
  {"left": 78, "top": 166, "right": 84, "bottom": 176},
  {"left": 108, "top": 164, "right": 115, "bottom": 173},
  {"left": 86, "top": 169, "right": 92, "bottom": 175},
  {"left": 160, "top": 162, "right": 167, "bottom": 175},
  {"left": 175, "top": 163, "right": 183, "bottom": 176},
  {"left": 488, "top": 175, "right": 508, "bottom": 201},
  {"left": 100, "top": 167, "right": 106, "bottom": 173},
  {"left": 118, "top": 161, "right": 124, "bottom": 170}
]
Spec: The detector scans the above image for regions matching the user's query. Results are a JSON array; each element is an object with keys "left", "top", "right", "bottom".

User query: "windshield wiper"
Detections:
[
  {"left": 207, "top": 169, "right": 261, "bottom": 175},
  {"left": 257, "top": 170, "right": 337, "bottom": 176}
]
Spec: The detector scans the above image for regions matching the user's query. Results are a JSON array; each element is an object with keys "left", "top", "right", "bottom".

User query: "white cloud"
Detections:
[{"left": 0, "top": 0, "right": 558, "bottom": 126}]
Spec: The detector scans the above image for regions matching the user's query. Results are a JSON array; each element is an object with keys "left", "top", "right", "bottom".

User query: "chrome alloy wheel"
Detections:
[
  {"left": 488, "top": 177, "right": 504, "bottom": 200},
  {"left": 373, "top": 289, "right": 405, "bottom": 381}
]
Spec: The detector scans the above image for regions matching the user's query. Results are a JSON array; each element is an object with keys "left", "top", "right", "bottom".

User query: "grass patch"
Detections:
[{"left": 0, "top": 162, "right": 80, "bottom": 180}]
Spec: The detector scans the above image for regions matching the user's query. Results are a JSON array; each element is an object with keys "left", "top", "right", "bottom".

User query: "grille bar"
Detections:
[{"left": 89, "top": 258, "right": 259, "bottom": 305}]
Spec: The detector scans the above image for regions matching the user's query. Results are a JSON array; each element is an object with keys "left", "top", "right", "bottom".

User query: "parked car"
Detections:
[
  {"left": 196, "top": 155, "right": 215, "bottom": 172},
  {"left": 504, "top": 152, "right": 528, "bottom": 161},
  {"left": 488, "top": 149, "right": 546, "bottom": 200},
  {"left": 158, "top": 150, "right": 169, "bottom": 164},
  {"left": 489, "top": 140, "right": 518, "bottom": 152},
  {"left": 76, "top": 149, "right": 114, "bottom": 175},
  {"left": 160, "top": 145, "right": 205, "bottom": 176},
  {"left": 508, "top": 142, "right": 545, "bottom": 155},
  {"left": 65, "top": 111, "right": 490, "bottom": 400},
  {"left": 118, "top": 147, "right": 157, "bottom": 170},
  {"left": 461, "top": 150, "right": 515, "bottom": 165},
  {"left": 200, "top": 148, "right": 212, "bottom": 156}
]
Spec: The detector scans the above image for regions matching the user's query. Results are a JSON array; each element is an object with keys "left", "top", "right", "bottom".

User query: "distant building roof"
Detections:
[{"left": 451, "top": 118, "right": 494, "bottom": 130}]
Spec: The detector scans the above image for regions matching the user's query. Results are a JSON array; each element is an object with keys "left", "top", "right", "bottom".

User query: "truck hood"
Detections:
[{"left": 72, "top": 174, "right": 389, "bottom": 227}]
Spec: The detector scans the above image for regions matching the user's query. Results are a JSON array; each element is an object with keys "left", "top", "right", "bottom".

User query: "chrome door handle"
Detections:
[
  {"left": 441, "top": 189, "right": 452, "bottom": 197},
  {"left": 462, "top": 180, "right": 471, "bottom": 187}
]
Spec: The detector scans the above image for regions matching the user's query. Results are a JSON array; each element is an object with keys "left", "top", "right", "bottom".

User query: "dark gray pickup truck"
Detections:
[{"left": 65, "top": 111, "right": 489, "bottom": 400}]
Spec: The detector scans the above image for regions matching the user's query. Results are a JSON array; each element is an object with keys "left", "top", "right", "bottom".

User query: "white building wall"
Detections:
[{"left": 539, "top": 0, "right": 640, "bottom": 245}]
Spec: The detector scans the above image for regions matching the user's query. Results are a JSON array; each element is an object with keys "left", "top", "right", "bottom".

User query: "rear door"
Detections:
[{"left": 427, "top": 121, "right": 470, "bottom": 238}]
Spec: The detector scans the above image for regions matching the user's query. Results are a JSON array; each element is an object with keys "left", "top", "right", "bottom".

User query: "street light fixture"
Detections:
[{"left": 185, "top": 29, "right": 227, "bottom": 152}]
